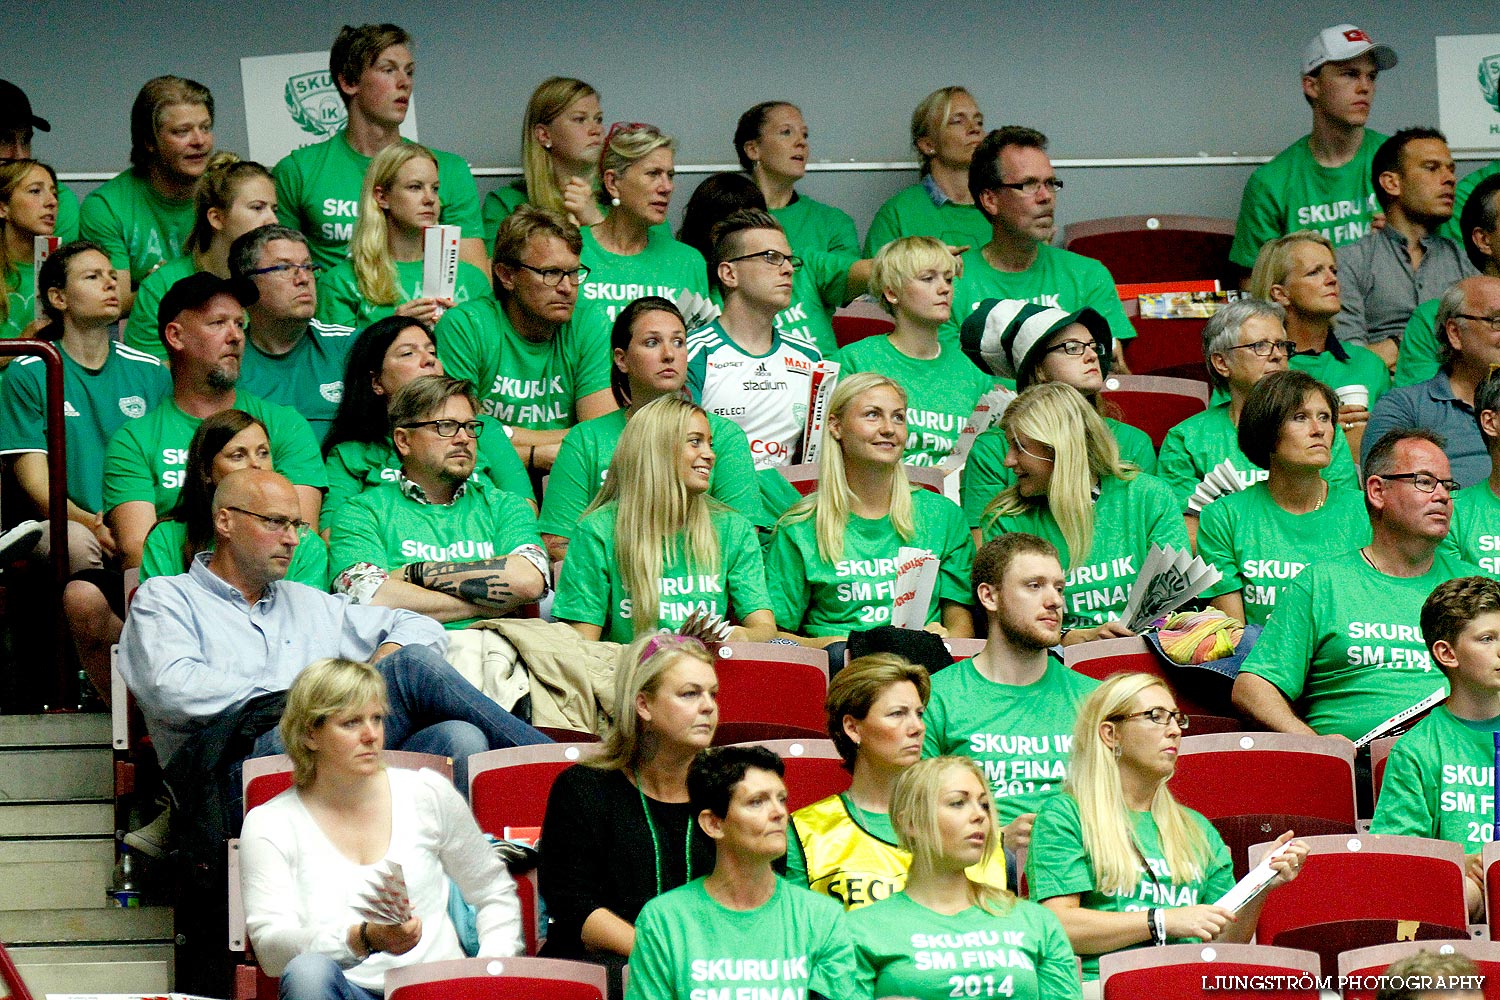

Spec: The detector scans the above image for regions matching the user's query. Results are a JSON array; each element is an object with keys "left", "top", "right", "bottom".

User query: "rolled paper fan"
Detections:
[{"left": 674, "top": 290, "right": 721, "bottom": 331}]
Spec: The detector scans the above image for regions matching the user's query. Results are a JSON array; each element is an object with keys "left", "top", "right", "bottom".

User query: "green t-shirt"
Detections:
[
  {"left": 1028, "top": 793, "right": 1235, "bottom": 980},
  {"left": 772, "top": 192, "right": 861, "bottom": 262},
  {"left": 102, "top": 392, "right": 327, "bottom": 515},
  {"left": 273, "top": 131, "right": 484, "bottom": 271},
  {"left": 576, "top": 225, "right": 711, "bottom": 328},
  {"left": 313, "top": 258, "right": 494, "bottom": 335},
  {"left": 1291, "top": 339, "right": 1391, "bottom": 406},
  {"left": 960, "top": 417, "right": 1157, "bottom": 527},
  {"left": 1370, "top": 706, "right": 1498, "bottom": 853},
  {"left": 836, "top": 335, "right": 995, "bottom": 466},
  {"left": 980, "top": 474, "right": 1188, "bottom": 628},
  {"left": 778, "top": 249, "right": 849, "bottom": 357},
  {"left": 1196, "top": 481, "right": 1371, "bottom": 626},
  {"left": 765, "top": 488, "right": 974, "bottom": 637},
  {"left": 1438, "top": 160, "right": 1500, "bottom": 243},
  {"left": 0, "top": 342, "right": 171, "bottom": 512},
  {"left": 864, "top": 182, "right": 994, "bottom": 257},
  {"left": 482, "top": 181, "right": 529, "bottom": 252},
  {"left": 55, "top": 183, "right": 80, "bottom": 242},
  {"left": 122, "top": 256, "right": 197, "bottom": 359},
  {"left": 238, "top": 322, "right": 358, "bottom": 444},
  {"left": 1228, "top": 130, "right": 1387, "bottom": 268},
  {"left": 322, "top": 415, "right": 531, "bottom": 526},
  {"left": 329, "top": 478, "right": 543, "bottom": 629},
  {"left": 2, "top": 263, "right": 37, "bottom": 340},
  {"left": 434, "top": 296, "right": 611, "bottom": 429},
  {"left": 139, "top": 517, "right": 329, "bottom": 587},
  {"left": 850, "top": 891, "right": 1082, "bottom": 1000},
  {"left": 942, "top": 243, "right": 1135, "bottom": 348},
  {"left": 924, "top": 658, "right": 1100, "bottom": 825},
  {"left": 626, "top": 877, "right": 856, "bottom": 1000},
  {"left": 1240, "top": 549, "right": 1484, "bottom": 741},
  {"left": 1440, "top": 481, "right": 1500, "bottom": 577},
  {"left": 553, "top": 505, "right": 771, "bottom": 644},
  {"left": 537, "top": 408, "right": 765, "bottom": 536},
  {"left": 78, "top": 169, "right": 194, "bottom": 287},
  {"left": 1157, "top": 402, "right": 1358, "bottom": 513},
  {"left": 1395, "top": 298, "right": 1443, "bottom": 387}
]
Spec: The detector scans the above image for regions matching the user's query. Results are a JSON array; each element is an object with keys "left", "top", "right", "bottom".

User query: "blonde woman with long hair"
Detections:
[
  {"left": 0, "top": 159, "right": 59, "bottom": 342},
  {"left": 315, "top": 142, "right": 492, "bottom": 334},
  {"left": 1027, "top": 674, "right": 1307, "bottom": 992},
  {"left": 979, "top": 382, "right": 1185, "bottom": 642},
  {"left": 539, "top": 634, "right": 720, "bottom": 966},
  {"left": 122, "top": 153, "right": 279, "bottom": 357},
  {"left": 850, "top": 756, "right": 1081, "bottom": 1000},
  {"left": 553, "top": 394, "right": 775, "bottom": 643},
  {"left": 577, "top": 123, "right": 710, "bottom": 327},
  {"left": 483, "top": 77, "right": 605, "bottom": 244},
  {"left": 766, "top": 371, "right": 975, "bottom": 647}
]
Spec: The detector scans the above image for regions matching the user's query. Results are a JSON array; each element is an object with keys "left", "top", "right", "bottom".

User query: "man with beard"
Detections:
[
  {"left": 921, "top": 533, "right": 1099, "bottom": 854},
  {"left": 329, "top": 375, "right": 548, "bottom": 628},
  {"left": 103, "top": 272, "right": 326, "bottom": 568}
]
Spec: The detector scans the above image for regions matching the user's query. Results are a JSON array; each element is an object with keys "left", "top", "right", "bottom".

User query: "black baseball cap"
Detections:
[
  {"left": 0, "top": 80, "right": 50, "bottom": 133},
  {"left": 158, "top": 272, "right": 258, "bottom": 341}
]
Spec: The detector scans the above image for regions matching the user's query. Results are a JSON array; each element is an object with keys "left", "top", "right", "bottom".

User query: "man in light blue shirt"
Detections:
[{"left": 119, "top": 467, "right": 547, "bottom": 788}]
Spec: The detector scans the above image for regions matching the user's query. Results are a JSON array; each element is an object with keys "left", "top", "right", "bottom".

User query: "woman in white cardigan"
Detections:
[{"left": 239, "top": 657, "right": 522, "bottom": 999}]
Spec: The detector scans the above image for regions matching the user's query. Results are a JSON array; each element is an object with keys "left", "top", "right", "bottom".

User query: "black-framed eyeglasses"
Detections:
[
  {"left": 517, "top": 263, "right": 590, "bottom": 287},
  {"left": 1455, "top": 313, "right": 1500, "bottom": 332},
  {"left": 1375, "top": 472, "right": 1460, "bottom": 494},
  {"left": 723, "top": 249, "right": 803, "bottom": 271},
  {"left": 1110, "top": 708, "right": 1190, "bottom": 730},
  {"left": 399, "top": 418, "right": 485, "bottom": 439},
  {"left": 245, "top": 262, "right": 322, "bottom": 280},
  {"left": 225, "top": 506, "right": 310, "bottom": 535},
  {"left": 994, "top": 178, "right": 1063, "bottom": 196},
  {"left": 1227, "top": 339, "right": 1295, "bottom": 358},
  {"left": 1046, "top": 339, "right": 1100, "bottom": 357}
]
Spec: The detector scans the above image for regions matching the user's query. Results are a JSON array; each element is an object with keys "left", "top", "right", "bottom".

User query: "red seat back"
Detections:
[
  {"left": 468, "top": 744, "right": 597, "bottom": 836},
  {"left": 831, "top": 313, "right": 895, "bottom": 348},
  {"left": 1121, "top": 316, "right": 1210, "bottom": 380},
  {"left": 1169, "top": 733, "right": 1357, "bottom": 826},
  {"left": 1064, "top": 214, "right": 1235, "bottom": 285},
  {"left": 712, "top": 643, "right": 829, "bottom": 745},
  {"left": 1338, "top": 940, "right": 1500, "bottom": 1000},
  {"left": 386, "top": 957, "right": 608, "bottom": 1000},
  {"left": 734, "top": 739, "right": 848, "bottom": 812},
  {"left": 1062, "top": 636, "right": 1214, "bottom": 716},
  {"left": 1100, "top": 942, "right": 1321, "bottom": 1000},
  {"left": 242, "top": 751, "right": 452, "bottom": 812},
  {"left": 1101, "top": 374, "right": 1210, "bottom": 450}
]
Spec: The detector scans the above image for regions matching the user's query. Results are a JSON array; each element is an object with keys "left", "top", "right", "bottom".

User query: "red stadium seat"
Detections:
[
  {"left": 712, "top": 642, "right": 828, "bottom": 744},
  {"left": 778, "top": 462, "right": 945, "bottom": 496},
  {"left": 386, "top": 956, "right": 608, "bottom": 1000},
  {"left": 733, "top": 738, "right": 847, "bottom": 812},
  {"left": 1099, "top": 942, "right": 1321, "bottom": 1000},
  {"left": 1339, "top": 940, "right": 1500, "bottom": 1000},
  {"left": 831, "top": 300, "right": 895, "bottom": 349},
  {"left": 1101, "top": 374, "right": 1210, "bottom": 451},
  {"left": 1121, "top": 315, "right": 1210, "bottom": 381},
  {"left": 1481, "top": 841, "right": 1500, "bottom": 941},
  {"left": 1063, "top": 214, "right": 1236, "bottom": 286},
  {"left": 468, "top": 743, "right": 598, "bottom": 835},
  {"left": 1368, "top": 735, "right": 1398, "bottom": 810},
  {"left": 1170, "top": 733, "right": 1357, "bottom": 827},
  {"left": 242, "top": 750, "right": 452, "bottom": 812},
  {"left": 1248, "top": 834, "right": 1468, "bottom": 955},
  {"left": 1063, "top": 636, "right": 1222, "bottom": 719}
]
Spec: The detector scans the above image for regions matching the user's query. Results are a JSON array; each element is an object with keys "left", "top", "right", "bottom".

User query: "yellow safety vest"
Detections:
[{"left": 791, "top": 794, "right": 1008, "bottom": 911}]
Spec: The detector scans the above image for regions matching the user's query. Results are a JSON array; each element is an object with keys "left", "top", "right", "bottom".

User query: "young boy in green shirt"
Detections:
[{"left": 1371, "top": 575, "right": 1500, "bottom": 921}]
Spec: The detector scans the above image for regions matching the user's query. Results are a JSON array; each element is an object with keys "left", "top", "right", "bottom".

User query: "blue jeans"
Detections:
[
  {"left": 279, "top": 953, "right": 381, "bottom": 1000},
  {"left": 233, "top": 643, "right": 550, "bottom": 821}
]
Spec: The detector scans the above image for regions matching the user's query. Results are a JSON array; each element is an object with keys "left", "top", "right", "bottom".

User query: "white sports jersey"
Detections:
[{"left": 686, "top": 320, "right": 822, "bottom": 470}]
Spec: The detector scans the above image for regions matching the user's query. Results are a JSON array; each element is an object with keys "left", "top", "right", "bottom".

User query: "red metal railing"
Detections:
[{"left": 1, "top": 340, "right": 69, "bottom": 708}]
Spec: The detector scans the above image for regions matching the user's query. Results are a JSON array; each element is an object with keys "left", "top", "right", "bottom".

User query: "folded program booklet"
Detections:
[
  {"left": 1137, "top": 290, "right": 1244, "bottom": 319},
  {"left": 1118, "top": 545, "right": 1222, "bottom": 633},
  {"left": 1213, "top": 840, "right": 1292, "bottom": 914}
]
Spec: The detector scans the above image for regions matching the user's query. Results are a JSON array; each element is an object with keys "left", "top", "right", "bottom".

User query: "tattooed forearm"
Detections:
[{"left": 408, "top": 557, "right": 524, "bottom": 610}]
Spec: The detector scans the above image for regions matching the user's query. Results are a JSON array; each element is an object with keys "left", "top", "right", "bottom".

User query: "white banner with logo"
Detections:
[
  {"left": 239, "top": 52, "right": 419, "bottom": 165},
  {"left": 1437, "top": 34, "right": 1500, "bottom": 151}
]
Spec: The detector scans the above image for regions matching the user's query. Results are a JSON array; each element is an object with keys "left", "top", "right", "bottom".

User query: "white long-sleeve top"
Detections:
[{"left": 239, "top": 767, "right": 522, "bottom": 988}]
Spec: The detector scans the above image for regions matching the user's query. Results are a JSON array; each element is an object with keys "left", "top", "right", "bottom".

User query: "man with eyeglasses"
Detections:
[
  {"left": 1365, "top": 276, "right": 1500, "bottom": 489},
  {"left": 437, "top": 206, "right": 615, "bottom": 476},
  {"left": 686, "top": 208, "right": 821, "bottom": 472},
  {"left": 1229, "top": 25, "right": 1396, "bottom": 276},
  {"left": 102, "top": 272, "right": 327, "bottom": 568},
  {"left": 941, "top": 127, "right": 1133, "bottom": 371},
  {"left": 1333, "top": 128, "right": 1474, "bottom": 368},
  {"left": 1234, "top": 428, "right": 1483, "bottom": 745},
  {"left": 1158, "top": 299, "right": 1358, "bottom": 543},
  {"left": 229, "top": 225, "right": 356, "bottom": 444},
  {"left": 329, "top": 375, "right": 547, "bottom": 628}
]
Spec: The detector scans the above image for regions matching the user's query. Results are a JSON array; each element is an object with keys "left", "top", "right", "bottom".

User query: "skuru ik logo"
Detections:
[
  {"left": 119, "top": 395, "right": 147, "bottom": 419},
  {"left": 284, "top": 71, "right": 346, "bottom": 137},
  {"left": 1480, "top": 54, "right": 1500, "bottom": 115}
]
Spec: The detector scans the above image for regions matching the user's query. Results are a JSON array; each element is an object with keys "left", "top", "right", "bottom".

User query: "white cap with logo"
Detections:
[{"left": 1302, "top": 24, "right": 1398, "bottom": 76}]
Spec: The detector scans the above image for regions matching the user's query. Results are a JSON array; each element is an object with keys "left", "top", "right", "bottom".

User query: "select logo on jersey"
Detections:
[
  {"left": 283, "top": 71, "right": 345, "bottom": 138},
  {"left": 118, "top": 395, "right": 147, "bottom": 420},
  {"left": 319, "top": 381, "right": 344, "bottom": 403}
]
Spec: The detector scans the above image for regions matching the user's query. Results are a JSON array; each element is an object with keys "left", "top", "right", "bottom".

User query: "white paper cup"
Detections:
[{"left": 1336, "top": 384, "right": 1369, "bottom": 408}]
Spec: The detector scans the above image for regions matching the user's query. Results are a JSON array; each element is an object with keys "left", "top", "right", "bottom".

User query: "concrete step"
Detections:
[
  {"left": 0, "top": 714, "right": 109, "bottom": 749},
  {"left": 0, "top": 905, "right": 172, "bottom": 945},
  {"left": 0, "top": 838, "right": 114, "bottom": 911},
  {"left": 0, "top": 802, "right": 113, "bottom": 839},
  {"left": 0, "top": 747, "right": 111, "bottom": 803},
  {"left": 6, "top": 944, "right": 173, "bottom": 998}
]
